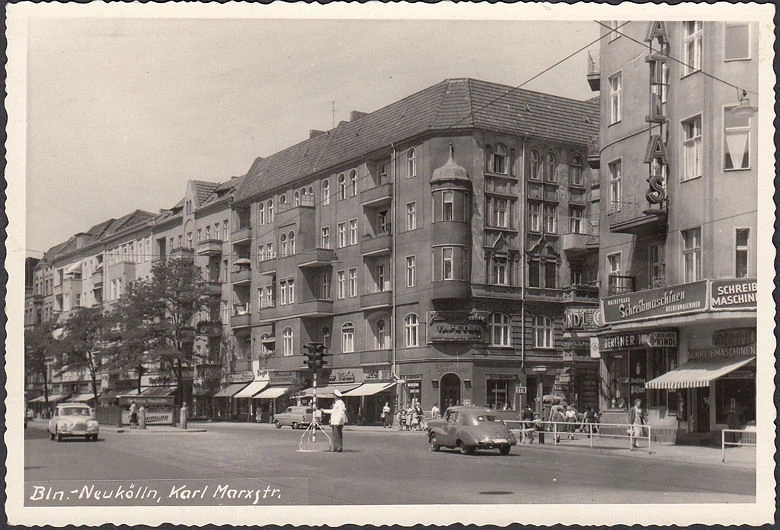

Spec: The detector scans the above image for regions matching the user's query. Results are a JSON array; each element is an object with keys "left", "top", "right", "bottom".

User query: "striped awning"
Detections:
[
  {"left": 343, "top": 382, "right": 397, "bottom": 397},
  {"left": 213, "top": 383, "right": 249, "bottom": 398},
  {"left": 254, "top": 386, "right": 292, "bottom": 399},
  {"left": 233, "top": 381, "right": 268, "bottom": 399},
  {"left": 645, "top": 357, "right": 755, "bottom": 390}
]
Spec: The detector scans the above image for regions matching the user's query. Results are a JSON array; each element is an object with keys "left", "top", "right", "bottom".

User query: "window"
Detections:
[
  {"left": 280, "top": 233, "right": 287, "bottom": 257},
  {"left": 288, "top": 231, "right": 295, "bottom": 255},
  {"left": 187, "top": 232, "right": 193, "bottom": 248},
  {"left": 571, "top": 264, "right": 583, "bottom": 286},
  {"left": 569, "top": 157, "right": 584, "bottom": 186},
  {"left": 321, "top": 226, "right": 330, "bottom": 249},
  {"left": 322, "top": 326, "right": 331, "bottom": 348},
  {"left": 338, "top": 174, "right": 347, "bottom": 200},
  {"left": 493, "top": 198, "right": 508, "bottom": 228},
  {"left": 264, "top": 285, "right": 273, "bottom": 308},
  {"left": 609, "top": 72, "right": 622, "bottom": 124},
  {"left": 406, "top": 202, "right": 417, "bottom": 230},
  {"left": 279, "top": 194, "right": 286, "bottom": 205},
  {"left": 197, "top": 229, "right": 202, "bottom": 242},
  {"left": 725, "top": 23, "right": 750, "bottom": 61},
  {"left": 682, "top": 115, "right": 702, "bottom": 180},
  {"left": 608, "top": 160, "right": 622, "bottom": 212},
  {"left": 265, "top": 243, "right": 274, "bottom": 261},
  {"left": 683, "top": 21, "right": 703, "bottom": 75},
  {"left": 350, "top": 170, "right": 358, "bottom": 196},
  {"left": 294, "top": 191, "right": 300, "bottom": 206},
  {"left": 528, "top": 202, "right": 541, "bottom": 232},
  {"left": 442, "top": 247, "right": 454, "bottom": 280},
  {"left": 341, "top": 322, "right": 355, "bottom": 353},
  {"left": 407, "top": 148, "right": 416, "bottom": 178},
  {"left": 320, "top": 272, "right": 330, "bottom": 299},
  {"left": 223, "top": 220, "right": 229, "bottom": 240},
  {"left": 280, "top": 278, "right": 295, "bottom": 305},
  {"left": 406, "top": 256, "right": 416, "bottom": 287},
  {"left": 544, "top": 260, "right": 557, "bottom": 289},
  {"left": 322, "top": 179, "right": 330, "bottom": 205},
  {"left": 682, "top": 227, "right": 702, "bottom": 282},
  {"left": 543, "top": 152, "right": 557, "bottom": 182},
  {"left": 379, "top": 162, "right": 388, "bottom": 184},
  {"left": 490, "top": 143, "right": 509, "bottom": 174},
  {"left": 533, "top": 315, "right": 554, "bottom": 348},
  {"left": 259, "top": 333, "right": 272, "bottom": 355},
  {"left": 205, "top": 226, "right": 211, "bottom": 240},
  {"left": 609, "top": 20, "right": 622, "bottom": 41},
  {"left": 349, "top": 219, "right": 358, "bottom": 245},
  {"left": 529, "top": 150, "right": 541, "bottom": 180},
  {"left": 282, "top": 327, "right": 293, "bottom": 356},
  {"left": 570, "top": 206, "right": 585, "bottom": 234},
  {"left": 337, "top": 222, "right": 347, "bottom": 248},
  {"left": 724, "top": 108, "right": 751, "bottom": 170},
  {"left": 337, "top": 270, "right": 345, "bottom": 299},
  {"left": 375, "top": 319, "right": 387, "bottom": 349},
  {"left": 348, "top": 268, "right": 357, "bottom": 297},
  {"left": 267, "top": 200, "right": 274, "bottom": 223},
  {"left": 649, "top": 243, "right": 666, "bottom": 287},
  {"left": 735, "top": 229, "right": 749, "bottom": 278},
  {"left": 492, "top": 259, "right": 508, "bottom": 285},
  {"left": 377, "top": 210, "right": 389, "bottom": 233},
  {"left": 443, "top": 191, "right": 454, "bottom": 221},
  {"left": 543, "top": 204, "right": 557, "bottom": 233},
  {"left": 490, "top": 313, "right": 511, "bottom": 347},
  {"left": 607, "top": 252, "right": 622, "bottom": 276},
  {"left": 404, "top": 314, "right": 419, "bottom": 347},
  {"left": 376, "top": 264, "right": 386, "bottom": 292}
]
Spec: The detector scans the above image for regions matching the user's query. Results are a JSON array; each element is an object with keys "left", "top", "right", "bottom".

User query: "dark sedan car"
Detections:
[{"left": 426, "top": 406, "right": 516, "bottom": 455}]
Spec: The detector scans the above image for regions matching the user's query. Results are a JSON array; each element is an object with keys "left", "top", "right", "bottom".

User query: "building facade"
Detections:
[{"left": 589, "top": 21, "right": 758, "bottom": 441}]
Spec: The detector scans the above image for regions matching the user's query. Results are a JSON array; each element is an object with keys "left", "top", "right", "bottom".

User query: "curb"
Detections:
[{"left": 106, "top": 428, "right": 208, "bottom": 434}]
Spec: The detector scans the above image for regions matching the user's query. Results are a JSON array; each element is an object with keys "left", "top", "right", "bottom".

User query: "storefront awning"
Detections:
[
  {"left": 645, "top": 356, "right": 755, "bottom": 390},
  {"left": 343, "top": 382, "right": 397, "bottom": 397},
  {"left": 141, "top": 386, "right": 178, "bottom": 397},
  {"left": 298, "top": 384, "right": 361, "bottom": 398},
  {"left": 213, "top": 383, "right": 249, "bottom": 398},
  {"left": 32, "top": 394, "right": 69, "bottom": 403},
  {"left": 29, "top": 395, "right": 46, "bottom": 403},
  {"left": 233, "top": 381, "right": 268, "bottom": 399},
  {"left": 254, "top": 386, "right": 292, "bottom": 399},
  {"left": 68, "top": 393, "right": 96, "bottom": 403}
]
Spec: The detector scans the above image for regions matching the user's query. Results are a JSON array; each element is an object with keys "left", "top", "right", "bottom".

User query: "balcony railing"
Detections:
[
  {"left": 471, "top": 283, "right": 523, "bottom": 300},
  {"left": 231, "top": 266, "right": 252, "bottom": 284},
  {"left": 608, "top": 194, "right": 667, "bottom": 235},
  {"left": 360, "top": 290, "right": 393, "bottom": 309},
  {"left": 197, "top": 238, "right": 223, "bottom": 256},
  {"left": 360, "top": 231, "right": 392, "bottom": 257},
  {"left": 170, "top": 247, "right": 195, "bottom": 260},
  {"left": 562, "top": 284, "right": 600, "bottom": 301},
  {"left": 562, "top": 220, "right": 599, "bottom": 254},
  {"left": 360, "top": 182, "right": 393, "bottom": 207},
  {"left": 231, "top": 225, "right": 252, "bottom": 244},
  {"left": 608, "top": 275, "right": 635, "bottom": 295}
]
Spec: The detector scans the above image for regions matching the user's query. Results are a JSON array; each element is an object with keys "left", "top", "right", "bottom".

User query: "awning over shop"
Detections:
[
  {"left": 31, "top": 394, "right": 69, "bottom": 403},
  {"left": 645, "top": 357, "right": 755, "bottom": 390},
  {"left": 116, "top": 389, "right": 142, "bottom": 398},
  {"left": 343, "top": 382, "right": 397, "bottom": 397},
  {"left": 254, "top": 386, "right": 292, "bottom": 399},
  {"left": 141, "top": 386, "right": 178, "bottom": 397},
  {"left": 298, "top": 384, "right": 361, "bottom": 398},
  {"left": 68, "top": 393, "right": 96, "bottom": 403},
  {"left": 213, "top": 383, "right": 249, "bottom": 398},
  {"left": 233, "top": 381, "right": 268, "bottom": 399}
]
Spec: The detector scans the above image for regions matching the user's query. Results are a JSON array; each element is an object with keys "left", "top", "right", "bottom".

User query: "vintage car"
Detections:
[
  {"left": 273, "top": 406, "right": 315, "bottom": 429},
  {"left": 427, "top": 406, "right": 516, "bottom": 455},
  {"left": 48, "top": 403, "right": 99, "bottom": 441}
]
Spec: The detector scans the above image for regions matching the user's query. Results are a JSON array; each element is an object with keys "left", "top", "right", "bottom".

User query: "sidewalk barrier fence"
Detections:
[
  {"left": 721, "top": 428, "right": 756, "bottom": 462},
  {"left": 503, "top": 420, "right": 652, "bottom": 454}
]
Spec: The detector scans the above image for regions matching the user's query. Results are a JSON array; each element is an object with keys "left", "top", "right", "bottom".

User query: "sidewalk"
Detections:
[{"left": 102, "top": 425, "right": 208, "bottom": 434}]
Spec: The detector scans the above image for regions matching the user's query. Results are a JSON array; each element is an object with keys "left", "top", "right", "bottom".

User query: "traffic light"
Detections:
[{"left": 303, "top": 342, "right": 328, "bottom": 372}]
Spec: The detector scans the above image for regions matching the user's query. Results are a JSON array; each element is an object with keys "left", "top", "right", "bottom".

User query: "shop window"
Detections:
[
  {"left": 716, "top": 378, "right": 755, "bottom": 424},
  {"left": 486, "top": 379, "right": 509, "bottom": 410}
]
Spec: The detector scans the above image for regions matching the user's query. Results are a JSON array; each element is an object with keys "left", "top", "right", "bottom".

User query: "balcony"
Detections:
[
  {"left": 608, "top": 275, "right": 635, "bottom": 295},
  {"left": 360, "top": 290, "right": 392, "bottom": 310},
  {"left": 586, "top": 136, "right": 600, "bottom": 169},
  {"left": 197, "top": 238, "right": 224, "bottom": 256},
  {"left": 430, "top": 280, "right": 471, "bottom": 301},
  {"left": 257, "top": 298, "right": 334, "bottom": 323},
  {"left": 561, "top": 232, "right": 590, "bottom": 255},
  {"left": 230, "top": 306, "right": 251, "bottom": 329},
  {"left": 562, "top": 284, "right": 600, "bottom": 302},
  {"left": 360, "top": 231, "right": 392, "bottom": 257},
  {"left": 231, "top": 226, "right": 252, "bottom": 244},
  {"left": 471, "top": 283, "right": 523, "bottom": 300},
  {"left": 91, "top": 270, "right": 104, "bottom": 287},
  {"left": 256, "top": 257, "right": 277, "bottom": 276},
  {"left": 360, "top": 349, "right": 393, "bottom": 366},
  {"left": 170, "top": 247, "right": 195, "bottom": 261},
  {"left": 360, "top": 182, "right": 393, "bottom": 207},
  {"left": 263, "top": 354, "right": 307, "bottom": 373},
  {"left": 107, "top": 259, "right": 135, "bottom": 278},
  {"left": 608, "top": 196, "right": 667, "bottom": 236},
  {"left": 587, "top": 49, "right": 600, "bottom": 91},
  {"left": 203, "top": 281, "right": 222, "bottom": 296},
  {"left": 196, "top": 320, "right": 223, "bottom": 337},
  {"left": 296, "top": 248, "right": 336, "bottom": 269},
  {"left": 525, "top": 287, "right": 564, "bottom": 301},
  {"left": 231, "top": 266, "right": 252, "bottom": 285}
]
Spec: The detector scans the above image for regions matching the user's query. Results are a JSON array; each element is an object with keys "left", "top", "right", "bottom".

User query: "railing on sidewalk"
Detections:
[
  {"left": 503, "top": 420, "right": 652, "bottom": 454},
  {"left": 721, "top": 428, "right": 756, "bottom": 462}
]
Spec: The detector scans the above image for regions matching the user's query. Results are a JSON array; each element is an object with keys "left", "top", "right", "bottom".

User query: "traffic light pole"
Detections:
[{"left": 298, "top": 370, "right": 331, "bottom": 452}]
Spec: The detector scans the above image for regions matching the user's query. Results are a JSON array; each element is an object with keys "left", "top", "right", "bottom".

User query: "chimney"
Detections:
[
  {"left": 350, "top": 111, "right": 367, "bottom": 122},
  {"left": 309, "top": 130, "right": 326, "bottom": 139}
]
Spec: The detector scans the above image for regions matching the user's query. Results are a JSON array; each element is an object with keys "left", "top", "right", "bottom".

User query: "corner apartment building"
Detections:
[
  {"left": 589, "top": 21, "right": 758, "bottom": 442},
  {"left": 229, "top": 78, "right": 600, "bottom": 423}
]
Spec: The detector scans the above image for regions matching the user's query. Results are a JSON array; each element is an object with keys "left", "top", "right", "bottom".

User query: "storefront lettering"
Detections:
[
  {"left": 599, "top": 330, "right": 677, "bottom": 352},
  {"left": 688, "top": 344, "right": 756, "bottom": 360},
  {"left": 602, "top": 281, "right": 707, "bottom": 324},
  {"left": 328, "top": 370, "right": 356, "bottom": 383},
  {"left": 711, "top": 279, "right": 757, "bottom": 309},
  {"left": 646, "top": 331, "right": 677, "bottom": 348},
  {"left": 563, "top": 307, "right": 600, "bottom": 330},
  {"left": 712, "top": 329, "right": 756, "bottom": 348},
  {"left": 427, "top": 311, "right": 489, "bottom": 343}
]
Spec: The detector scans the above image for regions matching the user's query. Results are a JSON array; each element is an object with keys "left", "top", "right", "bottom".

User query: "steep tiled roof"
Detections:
[
  {"left": 235, "top": 78, "right": 598, "bottom": 203},
  {"left": 192, "top": 180, "right": 220, "bottom": 206},
  {"left": 104, "top": 210, "right": 155, "bottom": 237},
  {"left": 200, "top": 175, "right": 244, "bottom": 210}
]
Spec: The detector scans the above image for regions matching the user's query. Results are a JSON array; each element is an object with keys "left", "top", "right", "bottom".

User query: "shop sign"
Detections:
[
  {"left": 486, "top": 374, "right": 517, "bottom": 381},
  {"left": 433, "top": 362, "right": 469, "bottom": 377},
  {"left": 710, "top": 279, "right": 757, "bottom": 310},
  {"left": 328, "top": 370, "right": 357, "bottom": 384},
  {"left": 598, "top": 330, "right": 678, "bottom": 352},
  {"left": 229, "top": 372, "right": 254, "bottom": 384},
  {"left": 364, "top": 369, "right": 389, "bottom": 381},
  {"left": 688, "top": 344, "right": 756, "bottom": 360},
  {"left": 646, "top": 331, "right": 677, "bottom": 348},
  {"left": 426, "top": 311, "right": 489, "bottom": 343},
  {"left": 563, "top": 307, "right": 601, "bottom": 330},
  {"left": 590, "top": 337, "right": 601, "bottom": 359},
  {"left": 141, "top": 375, "right": 171, "bottom": 387},
  {"left": 515, "top": 385, "right": 526, "bottom": 394},
  {"left": 602, "top": 281, "right": 707, "bottom": 324},
  {"left": 713, "top": 328, "right": 756, "bottom": 348},
  {"left": 121, "top": 410, "right": 174, "bottom": 425},
  {"left": 407, "top": 381, "right": 421, "bottom": 389}
]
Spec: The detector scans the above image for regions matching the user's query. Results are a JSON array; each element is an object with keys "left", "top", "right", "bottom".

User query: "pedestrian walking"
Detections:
[
  {"left": 582, "top": 406, "right": 598, "bottom": 437},
  {"left": 413, "top": 401, "right": 424, "bottom": 431},
  {"left": 405, "top": 405, "right": 414, "bottom": 431},
  {"left": 564, "top": 405, "right": 578, "bottom": 439},
  {"left": 726, "top": 397, "right": 745, "bottom": 443},
  {"left": 431, "top": 402, "right": 440, "bottom": 420},
  {"left": 322, "top": 389, "right": 347, "bottom": 452},
  {"left": 397, "top": 409, "right": 406, "bottom": 431},
  {"left": 381, "top": 402, "right": 392, "bottom": 428},
  {"left": 129, "top": 401, "right": 138, "bottom": 429},
  {"left": 550, "top": 405, "right": 565, "bottom": 443},
  {"left": 628, "top": 398, "right": 646, "bottom": 448}
]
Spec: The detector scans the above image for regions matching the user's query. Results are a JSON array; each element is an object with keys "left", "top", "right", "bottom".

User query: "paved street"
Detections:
[{"left": 25, "top": 421, "right": 755, "bottom": 505}]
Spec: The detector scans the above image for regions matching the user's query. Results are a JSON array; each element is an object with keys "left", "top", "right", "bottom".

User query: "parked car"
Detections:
[
  {"left": 426, "top": 406, "right": 516, "bottom": 455},
  {"left": 48, "top": 404, "right": 99, "bottom": 442},
  {"left": 274, "top": 406, "right": 315, "bottom": 429}
]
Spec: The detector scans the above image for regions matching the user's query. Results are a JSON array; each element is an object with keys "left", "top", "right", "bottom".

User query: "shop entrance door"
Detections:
[
  {"left": 688, "top": 388, "right": 711, "bottom": 433},
  {"left": 440, "top": 373, "right": 461, "bottom": 409}
]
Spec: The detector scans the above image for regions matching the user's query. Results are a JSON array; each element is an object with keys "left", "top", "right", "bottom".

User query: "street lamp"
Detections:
[{"left": 730, "top": 89, "right": 757, "bottom": 118}]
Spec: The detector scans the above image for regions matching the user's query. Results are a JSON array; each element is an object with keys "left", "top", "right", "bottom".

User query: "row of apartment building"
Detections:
[{"left": 26, "top": 20, "right": 758, "bottom": 442}]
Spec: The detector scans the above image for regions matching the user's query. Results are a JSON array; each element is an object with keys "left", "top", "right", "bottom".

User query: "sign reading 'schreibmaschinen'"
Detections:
[
  {"left": 602, "top": 281, "right": 707, "bottom": 324},
  {"left": 710, "top": 278, "right": 757, "bottom": 310}
]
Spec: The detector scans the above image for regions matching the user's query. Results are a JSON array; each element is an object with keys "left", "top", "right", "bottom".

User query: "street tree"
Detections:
[
  {"left": 24, "top": 319, "right": 61, "bottom": 412},
  {"left": 111, "top": 257, "right": 211, "bottom": 405},
  {"left": 57, "top": 306, "right": 110, "bottom": 404}
]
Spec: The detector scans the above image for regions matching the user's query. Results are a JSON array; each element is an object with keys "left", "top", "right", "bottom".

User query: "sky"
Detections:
[{"left": 24, "top": 12, "right": 600, "bottom": 255}]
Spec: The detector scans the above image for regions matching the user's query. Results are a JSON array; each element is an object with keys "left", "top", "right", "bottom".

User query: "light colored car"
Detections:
[
  {"left": 48, "top": 404, "right": 99, "bottom": 442},
  {"left": 427, "top": 406, "right": 516, "bottom": 455},
  {"left": 273, "top": 406, "right": 314, "bottom": 429}
]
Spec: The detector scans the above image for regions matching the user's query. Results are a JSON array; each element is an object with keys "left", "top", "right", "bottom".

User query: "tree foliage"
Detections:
[
  {"left": 24, "top": 319, "right": 60, "bottom": 408},
  {"left": 57, "top": 306, "right": 109, "bottom": 403}
]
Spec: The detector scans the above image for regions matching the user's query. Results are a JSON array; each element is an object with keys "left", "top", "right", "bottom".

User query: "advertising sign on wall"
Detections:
[
  {"left": 710, "top": 278, "right": 757, "bottom": 310},
  {"left": 598, "top": 330, "right": 678, "bottom": 352},
  {"left": 426, "top": 311, "right": 489, "bottom": 343},
  {"left": 601, "top": 281, "right": 707, "bottom": 324},
  {"left": 563, "top": 307, "right": 601, "bottom": 330}
]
